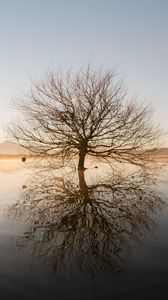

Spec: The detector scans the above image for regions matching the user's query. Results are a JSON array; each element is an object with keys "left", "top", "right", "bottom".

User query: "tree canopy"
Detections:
[{"left": 9, "top": 65, "right": 162, "bottom": 170}]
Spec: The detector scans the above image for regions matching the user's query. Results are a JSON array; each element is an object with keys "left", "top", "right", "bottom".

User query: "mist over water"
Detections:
[{"left": 0, "top": 159, "right": 168, "bottom": 299}]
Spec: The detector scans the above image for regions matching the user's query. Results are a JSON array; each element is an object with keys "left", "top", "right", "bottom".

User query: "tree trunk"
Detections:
[
  {"left": 78, "top": 169, "right": 89, "bottom": 202},
  {"left": 78, "top": 150, "right": 86, "bottom": 170},
  {"left": 78, "top": 169, "right": 87, "bottom": 190}
]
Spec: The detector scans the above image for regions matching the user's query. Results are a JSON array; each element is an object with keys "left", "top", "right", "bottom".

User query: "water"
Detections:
[{"left": 0, "top": 159, "right": 168, "bottom": 299}]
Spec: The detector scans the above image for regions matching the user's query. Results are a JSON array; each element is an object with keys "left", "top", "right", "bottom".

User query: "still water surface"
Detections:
[{"left": 0, "top": 159, "right": 168, "bottom": 299}]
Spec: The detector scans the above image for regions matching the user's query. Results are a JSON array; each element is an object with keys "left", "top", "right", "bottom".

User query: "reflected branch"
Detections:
[{"left": 9, "top": 170, "right": 164, "bottom": 278}]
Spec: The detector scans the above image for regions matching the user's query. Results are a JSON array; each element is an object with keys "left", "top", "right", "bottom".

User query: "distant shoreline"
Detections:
[
  {"left": 0, "top": 154, "right": 28, "bottom": 159},
  {"left": 0, "top": 154, "right": 168, "bottom": 161}
]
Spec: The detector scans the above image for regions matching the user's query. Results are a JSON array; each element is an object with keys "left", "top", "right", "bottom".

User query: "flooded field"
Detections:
[{"left": 0, "top": 159, "right": 168, "bottom": 299}]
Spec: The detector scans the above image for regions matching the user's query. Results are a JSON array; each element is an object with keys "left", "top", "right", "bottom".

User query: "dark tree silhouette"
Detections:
[
  {"left": 9, "top": 170, "right": 163, "bottom": 278},
  {"left": 9, "top": 65, "right": 163, "bottom": 170}
]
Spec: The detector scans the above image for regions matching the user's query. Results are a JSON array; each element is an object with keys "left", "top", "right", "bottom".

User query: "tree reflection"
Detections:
[{"left": 10, "top": 170, "right": 164, "bottom": 278}]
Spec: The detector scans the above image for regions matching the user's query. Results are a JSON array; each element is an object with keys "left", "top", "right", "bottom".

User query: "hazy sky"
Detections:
[{"left": 0, "top": 0, "right": 168, "bottom": 144}]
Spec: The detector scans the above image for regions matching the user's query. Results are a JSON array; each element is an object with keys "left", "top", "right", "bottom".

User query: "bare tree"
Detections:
[{"left": 9, "top": 65, "right": 163, "bottom": 170}]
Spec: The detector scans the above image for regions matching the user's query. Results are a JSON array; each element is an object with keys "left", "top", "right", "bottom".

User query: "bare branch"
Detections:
[{"left": 8, "top": 65, "right": 164, "bottom": 170}]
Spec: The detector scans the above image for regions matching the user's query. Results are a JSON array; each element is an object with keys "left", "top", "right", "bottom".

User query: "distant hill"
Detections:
[
  {"left": 0, "top": 140, "right": 25, "bottom": 154},
  {"left": 148, "top": 147, "right": 168, "bottom": 157},
  {"left": 0, "top": 140, "right": 168, "bottom": 157}
]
